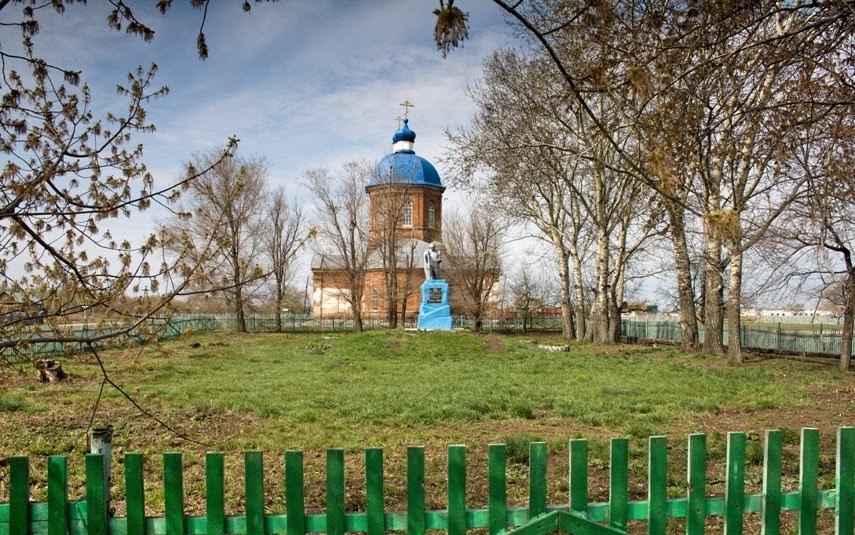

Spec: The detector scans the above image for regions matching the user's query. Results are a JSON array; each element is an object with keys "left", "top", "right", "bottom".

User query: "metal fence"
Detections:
[{"left": 4, "top": 314, "right": 852, "bottom": 359}]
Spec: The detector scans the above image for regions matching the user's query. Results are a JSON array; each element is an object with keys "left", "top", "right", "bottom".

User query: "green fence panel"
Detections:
[
  {"left": 164, "top": 453, "right": 184, "bottom": 535},
  {"left": 286, "top": 450, "right": 306, "bottom": 535},
  {"left": 125, "top": 453, "right": 145, "bottom": 535},
  {"left": 488, "top": 444, "right": 507, "bottom": 535},
  {"left": 609, "top": 438, "right": 628, "bottom": 532},
  {"left": 529, "top": 442, "right": 547, "bottom": 518},
  {"left": 326, "top": 449, "right": 345, "bottom": 535},
  {"left": 570, "top": 439, "right": 588, "bottom": 517},
  {"left": 648, "top": 437, "right": 667, "bottom": 535},
  {"left": 687, "top": 434, "right": 706, "bottom": 535},
  {"left": 10, "top": 456, "right": 28, "bottom": 535},
  {"left": 725, "top": 433, "right": 745, "bottom": 535},
  {"left": 762, "top": 430, "right": 782, "bottom": 535},
  {"left": 407, "top": 446, "right": 426, "bottom": 535},
  {"left": 800, "top": 429, "right": 819, "bottom": 535},
  {"left": 448, "top": 445, "right": 466, "bottom": 535},
  {"left": 85, "top": 454, "right": 107, "bottom": 535},
  {"left": 837, "top": 427, "right": 855, "bottom": 534},
  {"left": 206, "top": 453, "right": 225, "bottom": 535},
  {"left": 47, "top": 456, "right": 67, "bottom": 535},
  {"left": 245, "top": 452, "right": 265, "bottom": 535},
  {"left": 366, "top": 448, "right": 385, "bottom": 535}
]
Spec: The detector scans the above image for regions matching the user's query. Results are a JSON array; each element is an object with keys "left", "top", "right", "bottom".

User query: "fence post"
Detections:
[
  {"left": 89, "top": 427, "right": 112, "bottom": 513},
  {"left": 10, "top": 456, "right": 29, "bottom": 535},
  {"left": 487, "top": 444, "right": 506, "bottom": 535},
  {"left": 777, "top": 323, "right": 782, "bottom": 352},
  {"left": 48, "top": 456, "right": 68, "bottom": 535}
]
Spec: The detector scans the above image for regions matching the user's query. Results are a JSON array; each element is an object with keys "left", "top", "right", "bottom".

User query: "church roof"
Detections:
[{"left": 367, "top": 119, "right": 445, "bottom": 190}]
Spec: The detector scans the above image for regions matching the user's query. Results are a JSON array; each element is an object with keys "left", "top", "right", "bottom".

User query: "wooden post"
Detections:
[{"left": 89, "top": 427, "right": 112, "bottom": 513}]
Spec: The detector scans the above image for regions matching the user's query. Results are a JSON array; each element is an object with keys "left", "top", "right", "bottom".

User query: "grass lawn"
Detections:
[{"left": 1, "top": 330, "right": 854, "bottom": 525}]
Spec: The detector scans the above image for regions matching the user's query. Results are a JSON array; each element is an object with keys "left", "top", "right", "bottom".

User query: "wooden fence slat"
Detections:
[
  {"left": 326, "top": 449, "right": 345, "bottom": 535},
  {"left": 125, "top": 453, "right": 145, "bottom": 535},
  {"left": 245, "top": 451, "right": 264, "bottom": 535},
  {"left": 488, "top": 444, "right": 507, "bottom": 535},
  {"left": 407, "top": 446, "right": 426, "bottom": 535},
  {"left": 609, "top": 438, "right": 628, "bottom": 532},
  {"left": 366, "top": 447, "right": 385, "bottom": 535},
  {"left": 570, "top": 439, "right": 588, "bottom": 517},
  {"left": 85, "top": 454, "right": 107, "bottom": 535},
  {"left": 9, "top": 456, "right": 29, "bottom": 535},
  {"left": 529, "top": 442, "right": 547, "bottom": 518},
  {"left": 205, "top": 453, "right": 225, "bottom": 535},
  {"left": 762, "top": 430, "right": 782, "bottom": 535},
  {"left": 648, "top": 436, "right": 667, "bottom": 535},
  {"left": 687, "top": 434, "right": 706, "bottom": 535},
  {"left": 837, "top": 427, "right": 855, "bottom": 535},
  {"left": 47, "top": 456, "right": 67, "bottom": 535},
  {"left": 164, "top": 452, "right": 185, "bottom": 535},
  {"left": 286, "top": 450, "right": 306, "bottom": 535},
  {"left": 448, "top": 445, "right": 467, "bottom": 535},
  {"left": 725, "top": 433, "right": 745, "bottom": 535},
  {"left": 800, "top": 428, "right": 819, "bottom": 535}
]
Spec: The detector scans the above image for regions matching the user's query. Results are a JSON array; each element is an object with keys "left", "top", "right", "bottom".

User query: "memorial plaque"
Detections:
[{"left": 428, "top": 287, "right": 443, "bottom": 304}]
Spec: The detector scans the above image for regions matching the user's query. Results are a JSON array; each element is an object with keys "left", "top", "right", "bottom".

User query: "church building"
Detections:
[{"left": 311, "top": 117, "right": 447, "bottom": 319}]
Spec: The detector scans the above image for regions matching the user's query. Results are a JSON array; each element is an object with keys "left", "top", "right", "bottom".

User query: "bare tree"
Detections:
[
  {"left": 445, "top": 50, "right": 590, "bottom": 341},
  {"left": 369, "top": 168, "right": 420, "bottom": 328},
  {"left": 509, "top": 263, "right": 555, "bottom": 333},
  {"left": 166, "top": 152, "right": 267, "bottom": 333},
  {"left": 0, "top": 1, "right": 275, "bottom": 362},
  {"left": 265, "top": 186, "right": 306, "bottom": 332},
  {"left": 304, "top": 161, "right": 372, "bottom": 331},
  {"left": 443, "top": 204, "right": 503, "bottom": 332}
]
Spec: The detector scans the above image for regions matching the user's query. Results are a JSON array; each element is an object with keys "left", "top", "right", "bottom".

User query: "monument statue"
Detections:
[{"left": 423, "top": 242, "right": 441, "bottom": 280}]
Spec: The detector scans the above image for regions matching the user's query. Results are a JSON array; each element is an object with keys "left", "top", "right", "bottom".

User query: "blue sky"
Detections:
[
  {"left": 1, "top": 1, "right": 526, "bottom": 288},
  {"left": 10, "top": 2, "right": 514, "bottom": 204}
]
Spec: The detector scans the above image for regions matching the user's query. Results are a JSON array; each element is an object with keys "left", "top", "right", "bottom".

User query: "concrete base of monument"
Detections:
[{"left": 418, "top": 279, "right": 453, "bottom": 331}]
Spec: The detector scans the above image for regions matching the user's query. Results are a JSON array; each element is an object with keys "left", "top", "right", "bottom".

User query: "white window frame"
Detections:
[{"left": 401, "top": 199, "right": 413, "bottom": 227}]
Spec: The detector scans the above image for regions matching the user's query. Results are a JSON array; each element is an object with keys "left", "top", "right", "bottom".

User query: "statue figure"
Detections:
[{"left": 424, "top": 242, "right": 441, "bottom": 280}]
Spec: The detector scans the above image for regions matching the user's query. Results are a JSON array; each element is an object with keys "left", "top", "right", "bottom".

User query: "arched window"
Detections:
[
  {"left": 427, "top": 201, "right": 436, "bottom": 229},
  {"left": 401, "top": 199, "right": 413, "bottom": 227},
  {"left": 370, "top": 288, "right": 379, "bottom": 312}
]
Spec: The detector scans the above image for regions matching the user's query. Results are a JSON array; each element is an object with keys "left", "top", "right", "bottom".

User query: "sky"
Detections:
[
  {"left": 11, "top": 2, "right": 515, "bottom": 194},
  {"left": 2, "top": 1, "right": 529, "bottom": 292}
]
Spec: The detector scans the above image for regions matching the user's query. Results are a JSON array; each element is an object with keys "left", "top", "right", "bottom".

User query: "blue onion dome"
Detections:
[
  {"left": 392, "top": 118, "right": 417, "bottom": 144},
  {"left": 368, "top": 119, "right": 445, "bottom": 190}
]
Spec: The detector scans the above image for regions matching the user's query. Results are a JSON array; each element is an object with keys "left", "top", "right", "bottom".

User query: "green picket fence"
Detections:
[{"left": 1, "top": 428, "right": 853, "bottom": 535}]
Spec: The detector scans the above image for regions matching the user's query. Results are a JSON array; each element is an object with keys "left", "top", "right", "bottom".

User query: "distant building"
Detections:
[{"left": 311, "top": 118, "right": 497, "bottom": 319}]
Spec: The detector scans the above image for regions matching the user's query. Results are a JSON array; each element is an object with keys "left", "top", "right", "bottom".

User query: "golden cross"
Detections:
[
  {"left": 395, "top": 115, "right": 403, "bottom": 129},
  {"left": 400, "top": 99, "right": 414, "bottom": 118}
]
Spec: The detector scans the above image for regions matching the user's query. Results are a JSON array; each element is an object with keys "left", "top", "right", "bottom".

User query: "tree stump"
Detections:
[{"left": 35, "top": 358, "right": 67, "bottom": 383}]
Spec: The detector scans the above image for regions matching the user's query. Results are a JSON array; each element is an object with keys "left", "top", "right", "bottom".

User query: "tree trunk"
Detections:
[
  {"left": 608, "top": 299, "right": 621, "bottom": 343},
  {"left": 275, "top": 286, "right": 283, "bottom": 333},
  {"left": 702, "top": 235, "right": 724, "bottom": 354},
  {"left": 587, "top": 224, "right": 611, "bottom": 343},
  {"left": 571, "top": 250, "right": 586, "bottom": 342},
  {"left": 726, "top": 248, "right": 743, "bottom": 365},
  {"left": 667, "top": 202, "right": 699, "bottom": 352},
  {"left": 234, "top": 285, "right": 247, "bottom": 333},
  {"left": 840, "top": 266, "right": 854, "bottom": 371},
  {"left": 556, "top": 249, "right": 575, "bottom": 341}
]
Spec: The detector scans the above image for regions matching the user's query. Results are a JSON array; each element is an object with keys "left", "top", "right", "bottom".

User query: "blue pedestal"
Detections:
[{"left": 418, "top": 279, "right": 453, "bottom": 331}]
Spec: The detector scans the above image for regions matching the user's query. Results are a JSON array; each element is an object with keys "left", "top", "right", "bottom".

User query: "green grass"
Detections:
[
  {"left": 69, "top": 331, "right": 826, "bottom": 448},
  {"left": 0, "top": 330, "right": 850, "bottom": 515},
  {"left": 2, "top": 330, "right": 838, "bottom": 451}
]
